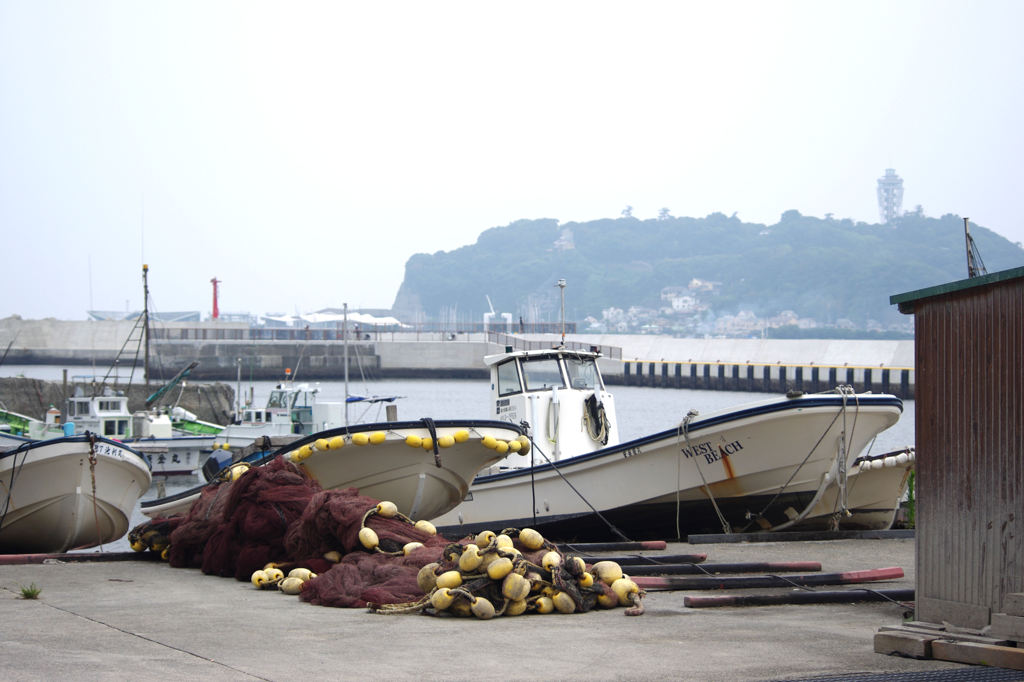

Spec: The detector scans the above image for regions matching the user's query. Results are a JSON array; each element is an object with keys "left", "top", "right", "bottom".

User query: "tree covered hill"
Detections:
[{"left": 391, "top": 211, "right": 1024, "bottom": 331}]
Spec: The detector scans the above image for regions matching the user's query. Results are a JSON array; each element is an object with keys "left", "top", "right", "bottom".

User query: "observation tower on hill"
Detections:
[{"left": 877, "top": 168, "right": 904, "bottom": 224}]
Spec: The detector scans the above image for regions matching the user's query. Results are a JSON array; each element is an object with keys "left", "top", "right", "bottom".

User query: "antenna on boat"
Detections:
[
  {"left": 556, "top": 278, "right": 566, "bottom": 347},
  {"left": 142, "top": 264, "right": 151, "bottom": 387}
]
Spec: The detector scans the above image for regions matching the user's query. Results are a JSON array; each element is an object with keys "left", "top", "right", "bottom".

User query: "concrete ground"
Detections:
[{"left": 0, "top": 538, "right": 978, "bottom": 681}]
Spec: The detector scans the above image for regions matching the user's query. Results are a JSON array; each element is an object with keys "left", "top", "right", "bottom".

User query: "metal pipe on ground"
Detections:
[
  {"left": 684, "top": 588, "right": 915, "bottom": 608},
  {"left": 622, "top": 561, "right": 822, "bottom": 576},
  {"left": 634, "top": 566, "right": 904, "bottom": 591},
  {"left": 558, "top": 540, "right": 667, "bottom": 552},
  {"left": 577, "top": 553, "right": 707, "bottom": 565}
]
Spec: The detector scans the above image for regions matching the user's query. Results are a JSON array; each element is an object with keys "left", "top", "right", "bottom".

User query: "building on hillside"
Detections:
[{"left": 877, "top": 168, "right": 904, "bottom": 224}]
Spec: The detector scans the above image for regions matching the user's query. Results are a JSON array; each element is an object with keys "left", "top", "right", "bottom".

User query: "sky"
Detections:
[{"left": 2, "top": 1, "right": 1022, "bottom": 321}]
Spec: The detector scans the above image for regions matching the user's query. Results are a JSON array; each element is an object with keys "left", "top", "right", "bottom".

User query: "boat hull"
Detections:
[
  {"left": 432, "top": 393, "right": 903, "bottom": 541},
  {"left": 140, "top": 419, "right": 527, "bottom": 521},
  {"left": 0, "top": 436, "right": 152, "bottom": 553},
  {"left": 788, "top": 449, "right": 914, "bottom": 531}
]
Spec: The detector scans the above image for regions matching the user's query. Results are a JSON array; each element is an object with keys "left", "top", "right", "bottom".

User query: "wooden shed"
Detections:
[{"left": 891, "top": 265, "right": 1024, "bottom": 632}]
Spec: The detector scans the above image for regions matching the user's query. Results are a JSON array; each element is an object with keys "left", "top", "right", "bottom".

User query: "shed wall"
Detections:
[{"left": 914, "top": 278, "right": 1023, "bottom": 627}]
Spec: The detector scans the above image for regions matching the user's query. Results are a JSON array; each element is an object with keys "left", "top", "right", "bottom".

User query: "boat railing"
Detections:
[{"left": 486, "top": 332, "right": 623, "bottom": 360}]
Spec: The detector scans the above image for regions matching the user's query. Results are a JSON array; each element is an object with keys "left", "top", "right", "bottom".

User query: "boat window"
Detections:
[
  {"left": 98, "top": 400, "right": 121, "bottom": 412},
  {"left": 117, "top": 419, "right": 128, "bottom": 435},
  {"left": 565, "top": 356, "right": 602, "bottom": 390},
  {"left": 266, "top": 391, "right": 289, "bottom": 409},
  {"left": 521, "top": 357, "right": 564, "bottom": 391},
  {"left": 496, "top": 361, "right": 522, "bottom": 396},
  {"left": 104, "top": 420, "right": 116, "bottom": 436}
]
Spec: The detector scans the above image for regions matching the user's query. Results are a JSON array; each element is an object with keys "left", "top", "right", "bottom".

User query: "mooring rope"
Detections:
[
  {"left": 678, "top": 409, "right": 732, "bottom": 536},
  {"left": 525, "top": 432, "right": 632, "bottom": 543},
  {"left": 87, "top": 433, "right": 104, "bottom": 551},
  {"left": 738, "top": 386, "right": 859, "bottom": 533}
]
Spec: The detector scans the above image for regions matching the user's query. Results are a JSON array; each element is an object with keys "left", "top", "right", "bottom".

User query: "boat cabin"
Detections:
[
  {"left": 64, "top": 390, "right": 131, "bottom": 438},
  {"left": 487, "top": 347, "right": 619, "bottom": 462}
]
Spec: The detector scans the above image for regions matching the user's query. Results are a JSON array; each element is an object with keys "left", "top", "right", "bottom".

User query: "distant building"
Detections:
[
  {"left": 87, "top": 310, "right": 201, "bottom": 322},
  {"left": 877, "top": 168, "right": 904, "bottom": 224}
]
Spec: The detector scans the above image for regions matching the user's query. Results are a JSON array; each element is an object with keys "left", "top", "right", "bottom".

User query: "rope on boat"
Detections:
[
  {"left": 524, "top": 426, "right": 632, "bottom": 543},
  {"left": 87, "top": 432, "right": 104, "bottom": 551},
  {"left": 582, "top": 394, "right": 610, "bottom": 445},
  {"left": 738, "top": 385, "right": 861, "bottom": 533},
  {"left": 678, "top": 409, "right": 732, "bottom": 537},
  {"left": 0, "top": 441, "right": 33, "bottom": 533}
]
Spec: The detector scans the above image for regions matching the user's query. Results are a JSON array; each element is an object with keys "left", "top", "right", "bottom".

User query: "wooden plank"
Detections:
[
  {"left": 917, "top": 596, "right": 992, "bottom": 630},
  {"left": 991, "top": 613, "right": 1024, "bottom": 642},
  {"left": 931, "top": 639, "right": 1024, "bottom": 671},
  {"left": 873, "top": 629, "right": 937, "bottom": 659},
  {"left": 1004, "top": 593, "right": 1024, "bottom": 617}
]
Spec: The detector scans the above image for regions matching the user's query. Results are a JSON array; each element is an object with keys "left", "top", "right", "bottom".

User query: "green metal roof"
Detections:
[{"left": 890, "top": 265, "right": 1024, "bottom": 314}]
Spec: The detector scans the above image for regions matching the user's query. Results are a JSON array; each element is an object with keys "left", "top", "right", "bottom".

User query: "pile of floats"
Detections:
[{"left": 243, "top": 499, "right": 645, "bottom": 619}]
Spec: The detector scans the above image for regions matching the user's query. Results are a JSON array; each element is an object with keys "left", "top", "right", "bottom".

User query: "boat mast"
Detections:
[
  {"left": 557, "top": 278, "right": 566, "bottom": 347},
  {"left": 343, "top": 302, "right": 349, "bottom": 426},
  {"left": 142, "top": 263, "right": 151, "bottom": 387}
]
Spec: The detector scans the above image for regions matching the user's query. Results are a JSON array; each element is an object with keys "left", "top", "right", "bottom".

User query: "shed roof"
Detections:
[{"left": 890, "top": 265, "right": 1024, "bottom": 314}]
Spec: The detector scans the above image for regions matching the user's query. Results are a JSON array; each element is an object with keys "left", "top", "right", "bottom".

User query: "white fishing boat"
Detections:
[
  {"left": 59, "top": 388, "right": 217, "bottom": 476},
  {"left": 430, "top": 345, "right": 905, "bottom": 541},
  {"left": 140, "top": 418, "right": 528, "bottom": 520},
  {"left": 0, "top": 434, "right": 152, "bottom": 553}
]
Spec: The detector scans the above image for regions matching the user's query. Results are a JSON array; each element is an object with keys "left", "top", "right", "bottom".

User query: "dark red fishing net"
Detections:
[
  {"left": 286, "top": 487, "right": 451, "bottom": 607},
  {"left": 134, "top": 456, "right": 456, "bottom": 606}
]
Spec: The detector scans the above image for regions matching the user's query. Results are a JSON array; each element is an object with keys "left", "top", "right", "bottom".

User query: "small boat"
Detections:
[
  {"left": 60, "top": 388, "right": 217, "bottom": 477},
  {"left": 430, "top": 346, "right": 905, "bottom": 541},
  {"left": 210, "top": 382, "right": 387, "bottom": 448},
  {"left": 0, "top": 433, "right": 152, "bottom": 553},
  {"left": 140, "top": 419, "right": 528, "bottom": 521}
]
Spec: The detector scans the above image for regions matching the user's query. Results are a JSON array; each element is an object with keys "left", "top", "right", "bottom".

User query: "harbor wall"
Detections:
[
  {"left": 0, "top": 376, "right": 235, "bottom": 425},
  {"left": 0, "top": 318, "right": 915, "bottom": 398}
]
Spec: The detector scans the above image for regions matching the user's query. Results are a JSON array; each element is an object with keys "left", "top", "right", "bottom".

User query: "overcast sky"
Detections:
[{"left": 2, "top": 1, "right": 1022, "bottom": 321}]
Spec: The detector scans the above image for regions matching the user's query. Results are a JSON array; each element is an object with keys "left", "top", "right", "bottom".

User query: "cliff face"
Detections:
[{"left": 0, "top": 377, "right": 235, "bottom": 426}]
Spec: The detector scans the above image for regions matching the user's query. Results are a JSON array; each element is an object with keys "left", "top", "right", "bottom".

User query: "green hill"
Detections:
[{"left": 391, "top": 211, "right": 1024, "bottom": 333}]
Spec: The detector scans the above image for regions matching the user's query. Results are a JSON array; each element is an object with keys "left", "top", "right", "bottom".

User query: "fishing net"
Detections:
[
  {"left": 161, "top": 458, "right": 322, "bottom": 577},
  {"left": 128, "top": 456, "right": 645, "bottom": 616}
]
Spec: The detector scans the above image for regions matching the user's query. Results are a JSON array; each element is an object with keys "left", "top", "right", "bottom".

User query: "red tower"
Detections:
[{"left": 211, "top": 277, "right": 221, "bottom": 319}]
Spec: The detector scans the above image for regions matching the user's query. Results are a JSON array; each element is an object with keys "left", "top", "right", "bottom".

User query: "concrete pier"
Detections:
[{"left": 0, "top": 538, "right": 975, "bottom": 681}]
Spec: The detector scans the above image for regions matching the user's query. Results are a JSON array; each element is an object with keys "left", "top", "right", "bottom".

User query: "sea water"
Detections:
[{"left": 1, "top": 365, "right": 915, "bottom": 553}]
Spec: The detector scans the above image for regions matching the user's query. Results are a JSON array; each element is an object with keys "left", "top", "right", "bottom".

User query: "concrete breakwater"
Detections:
[
  {"left": 623, "top": 360, "right": 914, "bottom": 398},
  {"left": 1, "top": 318, "right": 915, "bottom": 398}
]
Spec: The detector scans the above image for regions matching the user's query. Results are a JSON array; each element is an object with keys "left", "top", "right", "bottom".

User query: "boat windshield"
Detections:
[
  {"left": 565, "top": 356, "right": 602, "bottom": 390},
  {"left": 521, "top": 357, "right": 564, "bottom": 391},
  {"left": 496, "top": 360, "right": 522, "bottom": 396},
  {"left": 266, "top": 390, "right": 292, "bottom": 409}
]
